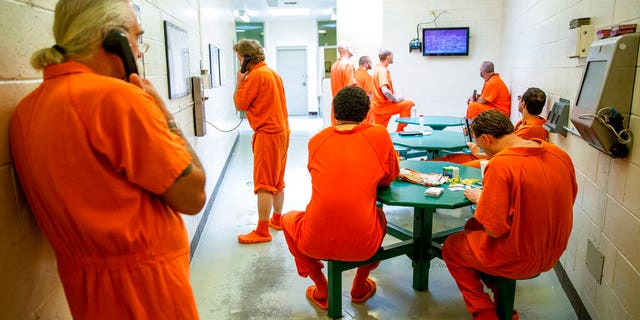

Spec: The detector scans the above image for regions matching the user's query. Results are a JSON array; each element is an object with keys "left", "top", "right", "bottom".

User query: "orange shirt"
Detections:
[
  {"left": 330, "top": 58, "right": 356, "bottom": 97},
  {"left": 297, "top": 123, "right": 399, "bottom": 261},
  {"left": 235, "top": 61, "right": 289, "bottom": 133},
  {"left": 468, "top": 140, "right": 577, "bottom": 278},
  {"left": 479, "top": 73, "right": 511, "bottom": 116},
  {"left": 515, "top": 116, "right": 548, "bottom": 141},
  {"left": 355, "top": 68, "right": 374, "bottom": 96},
  {"left": 10, "top": 62, "right": 198, "bottom": 318},
  {"left": 372, "top": 63, "right": 396, "bottom": 108}
]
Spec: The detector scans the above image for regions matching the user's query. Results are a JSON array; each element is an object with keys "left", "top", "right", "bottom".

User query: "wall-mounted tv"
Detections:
[{"left": 422, "top": 27, "right": 469, "bottom": 56}]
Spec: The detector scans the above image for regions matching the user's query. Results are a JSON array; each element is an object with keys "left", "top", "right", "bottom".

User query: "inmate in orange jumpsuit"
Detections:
[
  {"left": 372, "top": 63, "right": 414, "bottom": 131},
  {"left": 442, "top": 140, "right": 577, "bottom": 317},
  {"left": 282, "top": 122, "right": 399, "bottom": 276},
  {"left": 330, "top": 58, "right": 356, "bottom": 125},
  {"left": 10, "top": 62, "right": 198, "bottom": 319},
  {"left": 355, "top": 68, "right": 375, "bottom": 121},
  {"left": 466, "top": 74, "right": 511, "bottom": 119},
  {"left": 234, "top": 61, "right": 290, "bottom": 194}
]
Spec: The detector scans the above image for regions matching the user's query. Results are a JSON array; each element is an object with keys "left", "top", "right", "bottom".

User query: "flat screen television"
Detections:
[{"left": 422, "top": 27, "right": 469, "bottom": 56}]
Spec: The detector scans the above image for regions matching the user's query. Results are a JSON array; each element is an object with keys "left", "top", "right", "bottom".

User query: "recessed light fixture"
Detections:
[
  {"left": 267, "top": 8, "right": 310, "bottom": 16},
  {"left": 318, "top": 29, "right": 327, "bottom": 34}
]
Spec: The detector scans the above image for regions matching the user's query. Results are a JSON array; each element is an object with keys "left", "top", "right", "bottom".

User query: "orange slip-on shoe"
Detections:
[
  {"left": 238, "top": 230, "right": 272, "bottom": 244},
  {"left": 305, "top": 286, "right": 328, "bottom": 310},
  {"left": 351, "top": 278, "right": 376, "bottom": 303}
]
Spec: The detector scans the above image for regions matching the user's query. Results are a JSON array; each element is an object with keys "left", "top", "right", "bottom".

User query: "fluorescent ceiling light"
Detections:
[
  {"left": 267, "top": 8, "right": 310, "bottom": 16},
  {"left": 235, "top": 9, "right": 250, "bottom": 22},
  {"left": 235, "top": 29, "right": 246, "bottom": 32},
  {"left": 318, "top": 29, "right": 327, "bottom": 34}
]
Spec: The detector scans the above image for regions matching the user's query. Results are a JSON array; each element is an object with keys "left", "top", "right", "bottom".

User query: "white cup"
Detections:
[{"left": 480, "top": 160, "right": 489, "bottom": 178}]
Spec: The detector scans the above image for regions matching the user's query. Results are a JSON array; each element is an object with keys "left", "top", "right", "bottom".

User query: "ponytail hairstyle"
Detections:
[{"left": 30, "top": 0, "right": 133, "bottom": 70}]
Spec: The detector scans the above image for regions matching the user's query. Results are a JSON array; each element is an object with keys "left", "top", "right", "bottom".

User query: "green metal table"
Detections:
[
  {"left": 390, "top": 131, "right": 468, "bottom": 159},
  {"left": 326, "top": 160, "right": 481, "bottom": 318},
  {"left": 396, "top": 116, "right": 465, "bottom": 131}
]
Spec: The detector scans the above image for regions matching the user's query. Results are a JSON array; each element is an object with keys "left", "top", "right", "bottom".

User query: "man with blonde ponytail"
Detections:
[{"left": 10, "top": 1, "right": 205, "bottom": 318}]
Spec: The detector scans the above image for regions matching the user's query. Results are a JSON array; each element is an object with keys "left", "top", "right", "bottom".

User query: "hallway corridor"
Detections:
[{"left": 189, "top": 116, "right": 578, "bottom": 320}]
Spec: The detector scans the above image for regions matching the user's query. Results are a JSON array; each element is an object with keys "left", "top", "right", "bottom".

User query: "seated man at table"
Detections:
[
  {"left": 435, "top": 87, "right": 548, "bottom": 167},
  {"left": 466, "top": 61, "right": 511, "bottom": 119},
  {"left": 442, "top": 109, "right": 577, "bottom": 320},
  {"left": 282, "top": 86, "right": 399, "bottom": 310}
]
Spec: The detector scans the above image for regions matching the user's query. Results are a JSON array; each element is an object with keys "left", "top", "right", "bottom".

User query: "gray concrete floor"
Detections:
[{"left": 190, "top": 116, "right": 578, "bottom": 320}]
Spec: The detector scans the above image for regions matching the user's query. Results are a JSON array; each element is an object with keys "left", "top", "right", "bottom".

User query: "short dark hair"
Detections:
[
  {"left": 521, "top": 87, "right": 546, "bottom": 115},
  {"left": 470, "top": 109, "right": 514, "bottom": 139},
  {"left": 358, "top": 55, "right": 370, "bottom": 66},
  {"left": 333, "top": 86, "right": 370, "bottom": 122}
]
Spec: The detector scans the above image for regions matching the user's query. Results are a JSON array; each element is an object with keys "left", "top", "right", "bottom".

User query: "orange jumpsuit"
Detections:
[
  {"left": 355, "top": 68, "right": 374, "bottom": 122},
  {"left": 372, "top": 63, "right": 414, "bottom": 131},
  {"left": 442, "top": 140, "right": 577, "bottom": 316},
  {"left": 282, "top": 122, "right": 399, "bottom": 277},
  {"left": 466, "top": 74, "right": 511, "bottom": 119},
  {"left": 234, "top": 61, "right": 290, "bottom": 194},
  {"left": 437, "top": 116, "right": 549, "bottom": 167},
  {"left": 330, "top": 58, "right": 356, "bottom": 125},
  {"left": 9, "top": 62, "right": 199, "bottom": 319}
]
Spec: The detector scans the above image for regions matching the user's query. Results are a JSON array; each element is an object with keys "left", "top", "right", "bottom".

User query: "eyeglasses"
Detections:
[{"left": 138, "top": 42, "right": 150, "bottom": 54}]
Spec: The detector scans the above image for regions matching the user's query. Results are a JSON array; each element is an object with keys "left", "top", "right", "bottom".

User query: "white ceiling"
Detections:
[{"left": 232, "top": 0, "right": 336, "bottom": 22}]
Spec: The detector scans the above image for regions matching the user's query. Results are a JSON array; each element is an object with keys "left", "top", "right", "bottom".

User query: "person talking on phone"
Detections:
[
  {"left": 9, "top": 0, "right": 206, "bottom": 318},
  {"left": 233, "top": 39, "right": 290, "bottom": 244}
]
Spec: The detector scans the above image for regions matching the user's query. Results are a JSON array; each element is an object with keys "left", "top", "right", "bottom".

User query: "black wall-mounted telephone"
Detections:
[
  {"left": 102, "top": 29, "right": 139, "bottom": 78},
  {"left": 240, "top": 56, "right": 251, "bottom": 73}
]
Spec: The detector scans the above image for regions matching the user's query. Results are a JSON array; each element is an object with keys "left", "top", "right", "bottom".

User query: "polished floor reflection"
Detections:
[{"left": 190, "top": 116, "right": 577, "bottom": 320}]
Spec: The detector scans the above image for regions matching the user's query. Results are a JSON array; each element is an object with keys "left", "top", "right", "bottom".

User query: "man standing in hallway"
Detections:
[
  {"left": 371, "top": 48, "right": 415, "bottom": 132},
  {"left": 234, "top": 39, "right": 290, "bottom": 244},
  {"left": 355, "top": 55, "right": 374, "bottom": 121},
  {"left": 442, "top": 110, "right": 577, "bottom": 320},
  {"left": 10, "top": 0, "right": 206, "bottom": 318},
  {"left": 466, "top": 61, "right": 511, "bottom": 119},
  {"left": 282, "top": 86, "right": 399, "bottom": 310},
  {"left": 330, "top": 41, "right": 356, "bottom": 125}
]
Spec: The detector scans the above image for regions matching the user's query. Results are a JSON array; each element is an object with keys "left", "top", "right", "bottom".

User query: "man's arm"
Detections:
[
  {"left": 381, "top": 85, "right": 403, "bottom": 102},
  {"left": 129, "top": 74, "right": 206, "bottom": 215}
]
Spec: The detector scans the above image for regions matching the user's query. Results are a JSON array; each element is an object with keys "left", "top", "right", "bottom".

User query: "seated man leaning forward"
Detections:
[
  {"left": 466, "top": 61, "right": 511, "bottom": 119},
  {"left": 282, "top": 86, "right": 400, "bottom": 310},
  {"left": 442, "top": 109, "right": 577, "bottom": 320},
  {"left": 437, "top": 87, "right": 549, "bottom": 167}
]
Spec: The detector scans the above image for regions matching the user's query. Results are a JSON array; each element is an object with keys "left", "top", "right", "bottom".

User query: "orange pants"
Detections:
[
  {"left": 282, "top": 210, "right": 380, "bottom": 279},
  {"left": 252, "top": 130, "right": 290, "bottom": 193},
  {"left": 372, "top": 99, "right": 414, "bottom": 131},
  {"left": 466, "top": 102, "right": 510, "bottom": 119}
]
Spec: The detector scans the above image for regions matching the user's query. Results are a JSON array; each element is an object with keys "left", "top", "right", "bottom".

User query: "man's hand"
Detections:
[
  {"left": 464, "top": 187, "right": 482, "bottom": 203},
  {"left": 129, "top": 73, "right": 172, "bottom": 119}
]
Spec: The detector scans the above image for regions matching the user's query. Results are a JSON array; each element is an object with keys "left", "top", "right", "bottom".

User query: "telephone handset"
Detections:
[
  {"left": 102, "top": 29, "right": 139, "bottom": 78},
  {"left": 240, "top": 56, "right": 251, "bottom": 73}
]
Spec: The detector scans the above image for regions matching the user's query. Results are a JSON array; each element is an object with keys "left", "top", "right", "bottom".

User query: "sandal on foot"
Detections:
[
  {"left": 305, "top": 285, "right": 328, "bottom": 310},
  {"left": 351, "top": 278, "right": 376, "bottom": 303}
]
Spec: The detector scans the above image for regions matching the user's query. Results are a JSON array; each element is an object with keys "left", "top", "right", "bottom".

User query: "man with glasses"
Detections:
[{"left": 10, "top": 0, "right": 205, "bottom": 318}]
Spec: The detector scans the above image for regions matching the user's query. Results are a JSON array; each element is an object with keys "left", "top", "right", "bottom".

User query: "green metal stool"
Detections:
[{"left": 480, "top": 272, "right": 540, "bottom": 320}]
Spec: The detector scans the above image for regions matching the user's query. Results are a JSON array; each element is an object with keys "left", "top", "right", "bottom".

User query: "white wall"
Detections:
[
  {"left": 264, "top": 19, "right": 319, "bottom": 114},
  {"left": 501, "top": 1, "right": 640, "bottom": 319},
  {"left": 339, "top": 0, "right": 505, "bottom": 119}
]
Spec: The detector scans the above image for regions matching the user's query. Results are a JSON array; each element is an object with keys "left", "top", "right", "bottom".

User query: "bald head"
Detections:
[{"left": 337, "top": 41, "right": 353, "bottom": 58}]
